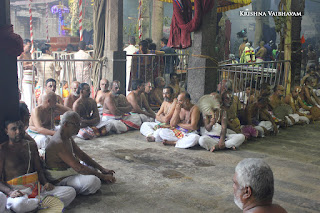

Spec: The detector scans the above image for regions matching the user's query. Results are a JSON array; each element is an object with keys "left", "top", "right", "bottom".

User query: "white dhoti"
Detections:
[
  {"left": 140, "top": 122, "right": 164, "bottom": 142},
  {"left": 156, "top": 127, "right": 200, "bottom": 149},
  {"left": 21, "top": 70, "right": 35, "bottom": 111},
  {"left": 102, "top": 113, "right": 141, "bottom": 133},
  {"left": 77, "top": 120, "right": 113, "bottom": 140},
  {"left": 27, "top": 129, "right": 51, "bottom": 150},
  {"left": 254, "top": 121, "right": 274, "bottom": 137},
  {"left": 132, "top": 113, "right": 155, "bottom": 123},
  {"left": 57, "top": 174, "right": 101, "bottom": 195},
  {"left": 199, "top": 125, "right": 245, "bottom": 150}
]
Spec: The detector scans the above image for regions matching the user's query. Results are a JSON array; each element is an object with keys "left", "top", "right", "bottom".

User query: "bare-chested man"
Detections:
[
  {"left": 73, "top": 83, "right": 108, "bottom": 139},
  {"left": 64, "top": 81, "right": 80, "bottom": 109},
  {"left": 0, "top": 120, "right": 76, "bottom": 212},
  {"left": 269, "top": 85, "right": 299, "bottom": 126},
  {"left": 246, "top": 97, "right": 278, "bottom": 137},
  {"left": 45, "top": 111, "right": 115, "bottom": 196},
  {"left": 95, "top": 78, "right": 109, "bottom": 106},
  {"left": 233, "top": 158, "right": 287, "bottom": 213},
  {"left": 154, "top": 92, "right": 200, "bottom": 148},
  {"left": 38, "top": 78, "right": 64, "bottom": 105},
  {"left": 140, "top": 86, "right": 177, "bottom": 142},
  {"left": 102, "top": 80, "right": 142, "bottom": 133},
  {"left": 149, "top": 77, "right": 165, "bottom": 107},
  {"left": 28, "top": 92, "right": 71, "bottom": 150},
  {"left": 199, "top": 90, "right": 245, "bottom": 151},
  {"left": 127, "top": 79, "right": 156, "bottom": 122}
]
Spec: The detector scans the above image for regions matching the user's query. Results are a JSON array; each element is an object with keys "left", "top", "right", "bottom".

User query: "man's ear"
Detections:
[{"left": 243, "top": 186, "right": 252, "bottom": 200}]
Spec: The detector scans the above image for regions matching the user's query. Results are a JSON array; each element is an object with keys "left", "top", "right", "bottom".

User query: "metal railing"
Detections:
[
  {"left": 127, "top": 53, "right": 188, "bottom": 88},
  {"left": 218, "top": 60, "right": 291, "bottom": 108},
  {"left": 17, "top": 58, "right": 104, "bottom": 110}
]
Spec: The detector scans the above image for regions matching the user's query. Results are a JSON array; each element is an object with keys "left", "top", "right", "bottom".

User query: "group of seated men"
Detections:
[{"left": 1, "top": 72, "right": 301, "bottom": 212}]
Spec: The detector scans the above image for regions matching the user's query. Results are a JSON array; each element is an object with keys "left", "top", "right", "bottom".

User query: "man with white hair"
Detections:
[
  {"left": 64, "top": 81, "right": 80, "bottom": 109},
  {"left": 233, "top": 158, "right": 287, "bottom": 213},
  {"left": 28, "top": 92, "right": 71, "bottom": 150},
  {"left": 45, "top": 111, "right": 116, "bottom": 195}
]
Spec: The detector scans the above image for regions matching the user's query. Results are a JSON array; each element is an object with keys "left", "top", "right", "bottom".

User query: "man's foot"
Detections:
[
  {"left": 210, "top": 143, "right": 226, "bottom": 152},
  {"left": 162, "top": 140, "right": 176, "bottom": 146},
  {"left": 99, "top": 127, "right": 108, "bottom": 136},
  {"left": 146, "top": 136, "right": 155, "bottom": 142},
  {"left": 231, "top": 146, "right": 236, "bottom": 151}
]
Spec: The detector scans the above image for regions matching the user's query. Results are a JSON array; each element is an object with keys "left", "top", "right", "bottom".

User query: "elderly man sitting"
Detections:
[
  {"left": 28, "top": 92, "right": 71, "bottom": 150},
  {"left": 0, "top": 120, "right": 76, "bottom": 213},
  {"left": 45, "top": 111, "right": 115, "bottom": 195},
  {"left": 64, "top": 81, "right": 80, "bottom": 109},
  {"left": 233, "top": 158, "right": 287, "bottom": 213}
]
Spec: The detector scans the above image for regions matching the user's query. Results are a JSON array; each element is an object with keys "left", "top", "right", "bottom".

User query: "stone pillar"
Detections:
[
  {"left": 187, "top": 2, "right": 218, "bottom": 103},
  {"left": 152, "top": 0, "right": 164, "bottom": 48},
  {"left": 0, "top": 0, "right": 20, "bottom": 143},
  {"left": 104, "top": 0, "right": 126, "bottom": 94}
]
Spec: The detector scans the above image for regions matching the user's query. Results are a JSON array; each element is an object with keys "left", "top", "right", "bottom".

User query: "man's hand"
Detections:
[
  {"left": 100, "top": 168, "right": 115, "bottom": 175},
  {"left": 43, "top": 182, "right": 55, "bottom": 191},
  {"left": 100, "top": 174, "right": 116, "bottom": 184},
  {"left": 9, "top": 190, "right": 24, "bottom": 198},
  {"left": 175, "top": 102, "right": 182, "bottom": 111}
]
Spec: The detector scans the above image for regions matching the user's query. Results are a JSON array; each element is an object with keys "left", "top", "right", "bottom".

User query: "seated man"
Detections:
[
  {"left": 45, "top": 111, "right": 115, "bottom": 195},
  {"left": 246, "top": 97, "right": 278, "bottom": 138},
  {"left": 301, "top": 76, "right": 320, "bottom": 108},
  {"left": 127, "top": 79, "right": 156, "bottom": 122},
  {"left": 140, "top": 86, "right": 177, "bottom": 142},
  {"left": 149, "top": 77, "right": 165, "bottom": 107},
  {"left": 269, "top": 85, "right": 300, "bottom": 126},
  {"left": 233, "top": 158, "right": 287, "bottom": 213},
  {"left": 199, "top": 90, "right": 245, "bottom": 152},
  {"left": 0, "top": 120, "right": 76, "bottom": 213},
  {"left": 38, "top": 78, "right": 64, "bottom": 105},
  {"left": 95, "top": 78, "right": 110, "bottom": 109},
  {"left": 284, "top": 86, "right": 311, "bottom": 123},
  {"left": 73, "top": 83, "right": 108, "bottom": 139},
  {"left": 28, "top": 92, "right": 71, "bottom": 150},
  {"left": 102, "top": 80, "right": 141, "bottom": 133},
  {"left": 168, "top": 73, "right": 183, "bottom": 98},
  {"left": 64, "top": 81, "right": 80, "bottom": 109},
  {"left": 158, "top": 92, "right": 200, "bottom": 148}
]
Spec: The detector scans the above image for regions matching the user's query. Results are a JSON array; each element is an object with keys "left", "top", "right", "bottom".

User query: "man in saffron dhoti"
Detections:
[{"left": 0, "top": 120, "right": 76, "bottom": 213}]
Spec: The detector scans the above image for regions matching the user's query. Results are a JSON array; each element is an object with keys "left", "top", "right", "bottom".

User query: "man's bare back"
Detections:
[
  {"left": 65, "top": 94, "right": 79, "bottom": 109},
  {"left": 245, "top": 204, "right": 287, "bottom": 213}
]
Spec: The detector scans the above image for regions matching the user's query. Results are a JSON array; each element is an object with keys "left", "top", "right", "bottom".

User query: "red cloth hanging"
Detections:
[
  {"left": 0, "top": 25, "right": 23, "bottom": 57},
  {"left": 168, "top": 0, "right": 215, "bottom": 49}
]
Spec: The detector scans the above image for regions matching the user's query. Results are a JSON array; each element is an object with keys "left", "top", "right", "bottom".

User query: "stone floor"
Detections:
[{"left": 65, "top": 122, "right": 320, "bottom": 213}]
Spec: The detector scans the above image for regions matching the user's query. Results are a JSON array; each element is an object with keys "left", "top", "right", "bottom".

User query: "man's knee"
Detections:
[
  {"left": 7, "top": 197, "right": 39, "bottom": 213},
  {"left": 81, "top": 175, "right": 101, "bottom": 195}
]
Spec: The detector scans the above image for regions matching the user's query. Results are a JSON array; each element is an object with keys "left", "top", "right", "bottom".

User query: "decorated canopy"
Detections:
[{"left": 158, "top": 0, "right": 251, "bottom": 13}]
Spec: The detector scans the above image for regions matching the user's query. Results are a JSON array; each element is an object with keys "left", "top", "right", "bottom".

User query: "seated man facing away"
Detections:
[
  {"left": 95, "top": 78, "right": 110, "bottom": 111},
  {"left": 38, "top": 78, "right": 64, "bottom": 105},
  {"left": 64, "top": 81, "right": 80, "bottom": 109},
  {"left": 149, "top": 77, "right": 165, "bottom": 107},
  {"left": 199, "top": 90, "right": 245, "bottom": 152},
  {"left": 73, "top": 83, "right": 108, "bottom": 139},
  {"left": 127, "top": 79, "right": 156, "bottom": 122},
  {"left": 159, "top": 92, "right": 200, "bottom": 148},
  {"left": 28, "top": 92, "right": 71, "bottom": 150},
  {"left": 233, "top": 158, "right": 287, "bottom": 213},
  {"left": 102, "top": 80, "right": 141, "bottom": 133},
  {"left": 45, "top": 111, "right": 115, "bottom": 195},
  {"left": 140, "top": 86, "right": 177, "bottom": 142},
  {"left": 0, "top": 120, "right": 76, "bottom": 213}
]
